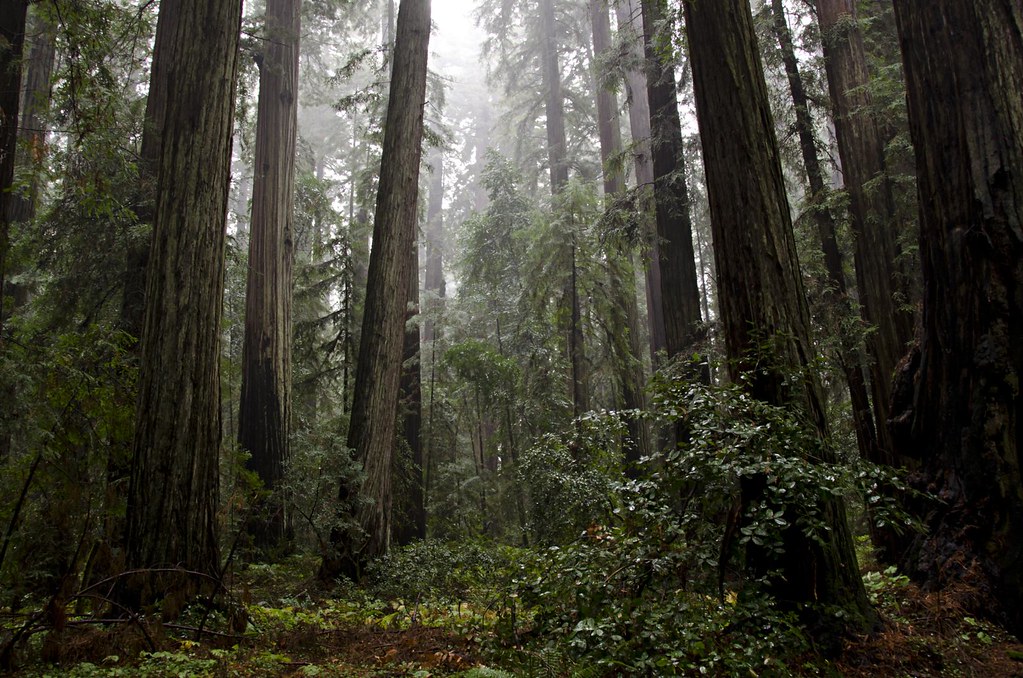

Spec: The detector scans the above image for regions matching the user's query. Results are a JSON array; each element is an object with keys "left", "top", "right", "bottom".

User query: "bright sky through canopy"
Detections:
[{"left": 432, "top": 0, "right": 484, "bottom": 79}]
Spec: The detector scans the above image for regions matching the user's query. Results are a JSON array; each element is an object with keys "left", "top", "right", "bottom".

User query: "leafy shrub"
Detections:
[
  {"left": 368, "top": 540, "right": 519, "bottom": 616},
  {"left": 517, "top": 410, "right": 628, "bottom": 546},
  {"left": 496, "top": 378, "right": 913, "bottom": 675}
]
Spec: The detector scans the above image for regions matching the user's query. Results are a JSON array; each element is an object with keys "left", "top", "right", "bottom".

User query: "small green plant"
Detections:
[{"left": 862, "top": 565, "right": 910, "bottom": 610}]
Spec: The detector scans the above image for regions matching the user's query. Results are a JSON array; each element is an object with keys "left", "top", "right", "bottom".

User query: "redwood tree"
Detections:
[
  {"left": 590, "top": 0, "right": 649, "bottom": 468},
  {"left": 769, "top": 0, "right": 879, "bottom": 471},
  {"left": 238, "top": 0, "right": 301, "bottom": 550},
  {"left": 121, "top": 0, "right": 242, "bottom": 607},
  {"left": 614, "top": 0, "right": 665, "bottom": 365},
  {"left": 890, "top": 0, "right": 1023, "bottom": 636},
  {"left": 539, "top": 0, "right": 588, "bottom": 417},
  {"left": 0, "top": 0, "right": 29, "bottom": 339},
  {"left": 683, "top": 0, "right": 874, "bottom": 629},
  {"left": 815, "top": 0, "right": 914, "bottom": 460},
  {"left": 118, "top": 0, "right": 176, "bottom": 339},
  {"left": 323, "top": 0, "right": 431, "bottom": 579},
  {"left": 639, "top": 0, "right": 703, "bottom": 363},
  {"left": 6, "top": 6, "right": 55, "bottom": 229}
]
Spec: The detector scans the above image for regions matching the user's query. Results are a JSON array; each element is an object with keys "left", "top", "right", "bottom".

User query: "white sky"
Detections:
[{"left": 431, "top": 0, "right": 484, "bottom": 78}]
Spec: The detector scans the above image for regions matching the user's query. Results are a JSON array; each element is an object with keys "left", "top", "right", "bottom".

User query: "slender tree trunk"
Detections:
[
  {"left": 590, "top": 0, "right": 650, "bottom": 470},
  {"left": 472, "top": 104, "right": 491, "bottom": 212},
  {"left": 770, "top": 0, "right": 879, "bottom": 463},
  {"left": 423, "top": 149, "right": 445, "bottom": 343},
  {"left": 0, "top": 0, "right": 29, "bottom": 340},
  {"left": 539, "top": 0, "right": 569, "bottom": 193},
  {"left": 539, "top": 0, "right": 587, "bottom": 416},
  {"left": 890, "top": 0, "right": 1023, "bottom": 637},
  {"left": 683, "top": 0, "right": 875, "bottom": 633},
  {"left": 323, "top": 0, "right": 431, "bottom": 580},
  {"left": 121, "top": 0, "right": 242, "bottom": 609},
  {"left": 639, "top": 0, "right": 703, "bottom": 364},
  {"left": 238, "top": 0, "right": 300, "bottom": 551},
  {"left": 615, "top": 0, "right": 665, "bottom": 364},
  {"left": 815, "top": 0, "right": 915, "bottom": 461}
]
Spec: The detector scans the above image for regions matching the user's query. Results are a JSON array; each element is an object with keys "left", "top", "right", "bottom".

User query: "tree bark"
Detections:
[
  {"left": 6, "top": 5, "right": 55, "bottom": 228},
  {"left": 614, "top": 0, "right": 665, "bottom": 366},
  {"left": 0, "top": 0, "right": 29, "bottom": 340},
  {"left": 590, "top": 0, "right": 650, "bottom": 470},
  {"left": 683, "top": 0, "right": 875, "bottom": 632},
  {"left": 395, "top": 230, "right": 424, "bottom": 545},
  {"left": 815, "top": 0, "right": 914, "bottom": 461},
  {"left": 323, "top": 0, "right": 431, "bottom": 579},
  {"left": 890, "top": 0, "right": 1023, "bottom": 637},
  {"left": 121, "top": 0, "right": 242, "bottom": 609},
  {"left": 770, "top": 0, "right": 880, "bottom": 468},
  {"left": 238, "top": 0, "right": 300, "bottom": 551},
  {"left": 539, "top": 0, "right": 587, "bottom": 416},
  {"left": 639, "top": 0, "right": 703, "bottom": 363}
]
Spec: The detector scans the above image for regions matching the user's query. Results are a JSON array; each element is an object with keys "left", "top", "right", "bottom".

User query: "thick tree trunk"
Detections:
[
  {"left": 615, "top": 0, "right": 665, "bottom": 364},
  {"left": 890, "top": 0, "right": 1023, "bottom": 637},
  {"left": 0, "top": 0, "right": 29, "bottom": 340},
  {"left": 118, "top": 0, "right": 177, "bottom": 340},
  {"left": 683, "top": 0, "right": 875, "bottom": 633},
  {"left": 238, "top": 0, "right": 300, "bottom": 551},
  {"left": 639, "top": 0, "right": 703, "bottom": 363},
  {"left": 815, "top": 0, "right": 914, "bottom": 461},
  {"left": 770, "top": 0, "right": 880, "bottom": 470},
  {"left": 590, "top": 0, "right": 650, "bottom": 470},
  {"left": 121, "top": 0, "right": 242, "bottom": 609},
  {"left": 395, "top": 235, "right": 425, "bottom": 545},
  {"left": 6, "top": 6, "right": 55, "bottom": 228},
  {"left": 323, "top": 0, "right": 431, "bottom": 579}
]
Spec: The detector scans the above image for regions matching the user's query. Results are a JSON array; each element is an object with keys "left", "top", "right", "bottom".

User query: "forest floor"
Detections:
[{"left": 5, "top": 554, "right": 1023, "bottom": 677}]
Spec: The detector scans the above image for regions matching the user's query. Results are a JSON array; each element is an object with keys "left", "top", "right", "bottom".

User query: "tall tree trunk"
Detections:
[
  {"left": 415, "top": 148, "right": 444, "bottom": 541},
  {"left": 0, "top": 0, "right": 29, "bottom": 340},
  {"left": 815, "top": 0, "right": 914, "bottom": 461},
  {"left": 590, "top": 0, "right": 650, "bottom": 470},
  {"left": 7, "top": 6, "right": 55, "bottom": 228},
  {"left": 639, "top": 0, "right": 703, "bottom": 363},
  {"left": 238, "top": 0, "right": 300, "bottom": 551},
  {"left": 615, "top": 0, "right": 665, "bottom": 364},
  {"left": 0, "top": 3, "right": 50, "bottom": 319},
  {"left": 890, "top": 0, "right": 1023, "bottom": 637},
  {"left": 683, "top": 0, "right": 875, "bottom": 633},
  {"left": 118, "top": 0, "right": 177, "bottom": 340},
  {"left": 770, "top": 0, "right": 880, "bottom": 472},
  {"left": 539, "top": 0, "right": 587, "bottom": 416},
  {"left": 323, "top": 0, "right": 431, "bottom": 580},
  {"left": 121, "top": 0, "right": 242, "bottom": 609},
  {"left": 395, "top": 233, "right": 424, "bottom": 545},
  {"left": 423, "top": 149, "right": 445, "bottom": 343}
]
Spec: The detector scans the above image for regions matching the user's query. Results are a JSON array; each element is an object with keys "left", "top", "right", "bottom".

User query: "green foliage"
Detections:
[
  {"left": 862, "top": 565, "right": 910, "bottom": 610},
  {"left": 369, "top": 540, "right": 517, "bottom": 619},
  {"left": 491, "top": 376, "right": 918, "bottom": 675},
  {"left": 517, "top": 410, "right": 626, "bottom": 545},
  {"left": 49, "top": 651, "right": 217, "bottom": 678},
  {"left": 0, "top": 325, "right": 136, "bottom": 609},
  {"left": 283, "top": 419, "right": 364, "bottom": 558}
]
